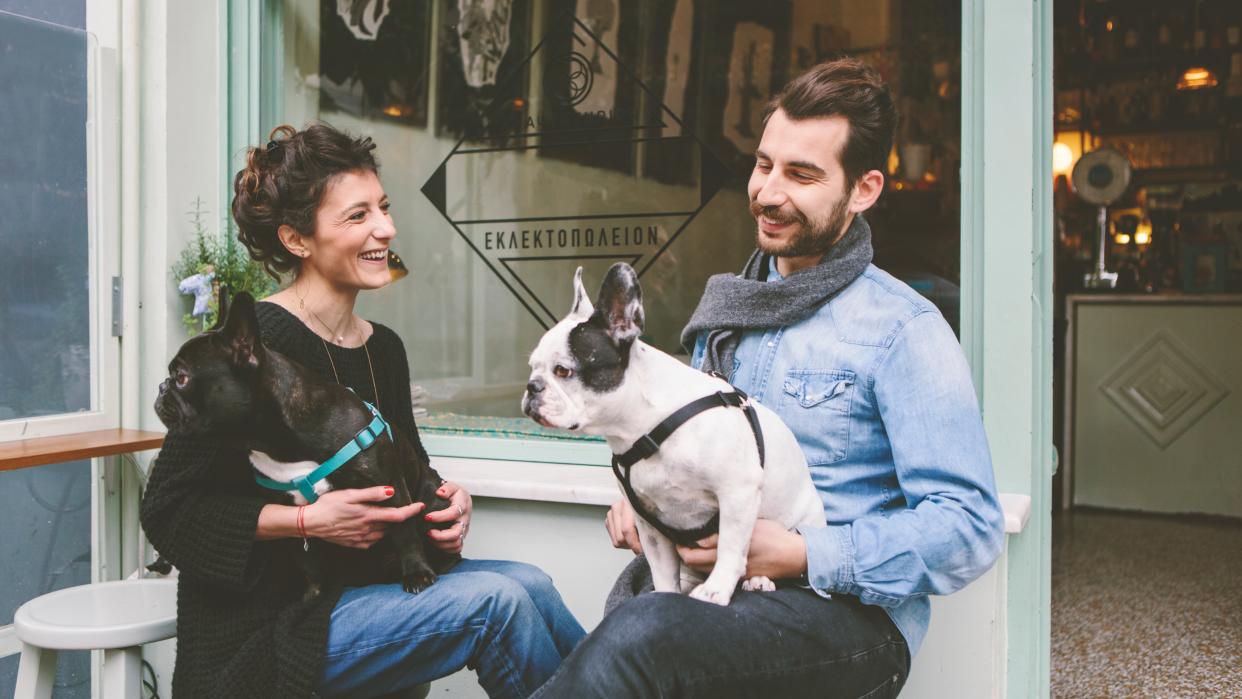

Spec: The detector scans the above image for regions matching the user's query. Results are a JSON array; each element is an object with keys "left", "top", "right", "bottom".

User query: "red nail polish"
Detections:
[{"left": 384, "top": 487, "right": 394, "bottom": 497}]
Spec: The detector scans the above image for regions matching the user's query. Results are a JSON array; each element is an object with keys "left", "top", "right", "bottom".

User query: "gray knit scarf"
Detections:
[{"left": 680, "top": 214, "right": 874, "bottom": 374}]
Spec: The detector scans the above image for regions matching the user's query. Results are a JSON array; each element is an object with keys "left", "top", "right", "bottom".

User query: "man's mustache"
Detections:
[{"left": 749, "top": 200, "right": 806, "bottom": 226}]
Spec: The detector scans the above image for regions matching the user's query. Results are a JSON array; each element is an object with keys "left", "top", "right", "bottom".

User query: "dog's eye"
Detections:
[
  {"left": 553, "top": 365, "right": 574, "bottom": 379},
  {"left": 175, "top": 373, "right": 189, "bottom": 389}
]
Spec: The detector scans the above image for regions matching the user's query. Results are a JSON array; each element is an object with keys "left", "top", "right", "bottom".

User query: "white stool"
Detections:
[{"left": 13, "top": 578, "right": 177, "bottom": 699}]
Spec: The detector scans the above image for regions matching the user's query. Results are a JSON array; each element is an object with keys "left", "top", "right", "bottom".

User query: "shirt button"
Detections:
[{"left": 767, "top": 341, "right": 775, "bottom": 347}]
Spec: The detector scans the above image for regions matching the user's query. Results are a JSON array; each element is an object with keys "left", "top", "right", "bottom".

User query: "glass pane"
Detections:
[
  {"left": 0, "top": 10, "right": 93, "bottom": 422},
  {"left": 0, "top": 460, "right": 93, "bottom": 699},
  {"left": 269, "top": 0, "right": 962, "bottom": 429}
]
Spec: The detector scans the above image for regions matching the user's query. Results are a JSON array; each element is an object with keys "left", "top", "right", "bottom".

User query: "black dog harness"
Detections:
[{"left": 611, "top": 384, "right": 766, "bottom": 547}]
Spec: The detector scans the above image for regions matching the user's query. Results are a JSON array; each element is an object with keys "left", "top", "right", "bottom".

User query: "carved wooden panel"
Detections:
[{"left": 1097, "top": 330, "right": 1230, "bottom": 450}]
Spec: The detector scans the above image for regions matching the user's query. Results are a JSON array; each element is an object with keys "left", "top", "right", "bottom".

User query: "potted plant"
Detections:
[{"left": 171, "top": 198, "right": 277, "bottom": 334}]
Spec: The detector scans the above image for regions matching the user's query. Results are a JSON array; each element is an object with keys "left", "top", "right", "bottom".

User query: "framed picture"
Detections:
[
  {"left": 1180, "top": 243, "right": 1228, "bottom": 293},
  {"left": 533, "top": 0, "right": 641, "bottom": 175},
  {"left": 318, "top": 0, "right": 432, "bottom": 127},
  {"left": 694, "top": 1, "right": 792, "bottom": 179},
  {"left": 435, "top": 0, "right": 533, "bottom": 141}
]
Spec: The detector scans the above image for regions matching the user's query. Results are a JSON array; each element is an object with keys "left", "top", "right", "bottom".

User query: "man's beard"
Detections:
[{"left": 749, "top": 193, "right": 851, "bottom": 259}]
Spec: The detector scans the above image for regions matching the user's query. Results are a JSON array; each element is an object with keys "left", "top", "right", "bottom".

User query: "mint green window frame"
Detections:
[{"left": 229, "top": 1, "right": 1054, "bottom": 694}]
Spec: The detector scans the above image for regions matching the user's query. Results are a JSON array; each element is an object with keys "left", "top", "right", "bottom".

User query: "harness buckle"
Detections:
[
  {"left": 354, "top": 428, "right": 377, "bottom": 450},
  {"left": 291, "top": 474, "right": 318, "bottom": 503},
  {"left": 631, "top": 434, "right": 660, "bottom": 461}
]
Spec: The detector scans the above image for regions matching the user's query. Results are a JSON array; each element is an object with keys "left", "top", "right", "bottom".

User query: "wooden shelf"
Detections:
[{"left": 0, "top": 429, "right": 165, "bottom": 472}]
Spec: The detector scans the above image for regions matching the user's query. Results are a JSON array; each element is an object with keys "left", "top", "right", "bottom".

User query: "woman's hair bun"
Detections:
[{"left": 231, "top": 122, "right": 378, "bottom": 280}]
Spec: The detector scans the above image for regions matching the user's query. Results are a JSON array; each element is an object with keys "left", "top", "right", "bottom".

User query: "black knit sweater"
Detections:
[{"left": 139, "top": 301, "right": 431, "bottom": 698}]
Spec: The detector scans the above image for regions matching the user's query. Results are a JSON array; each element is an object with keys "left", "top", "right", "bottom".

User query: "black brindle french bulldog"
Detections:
[{"left": 153, "top": 291, "right": 456, "bottom": 595}]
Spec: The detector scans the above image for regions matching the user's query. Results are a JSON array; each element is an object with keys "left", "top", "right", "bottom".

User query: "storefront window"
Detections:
[{"left": 266, "top": 0, "right": 961, "bottom": 435}]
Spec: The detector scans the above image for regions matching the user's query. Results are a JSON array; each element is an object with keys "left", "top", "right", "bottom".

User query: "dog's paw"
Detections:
[
  {"left": 402, "top": 568, "right": 437, "bottom": 594},
  {"left": 688, "top": 582, "right": 734, "bottom": 606},
  {"left": 741, "top": 575, "right": 776, "bottom": 592}
]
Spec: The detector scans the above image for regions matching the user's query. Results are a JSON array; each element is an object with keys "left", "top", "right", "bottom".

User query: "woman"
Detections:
[{"left": 140, "top": 123, "right": 585, "bottom": 699}]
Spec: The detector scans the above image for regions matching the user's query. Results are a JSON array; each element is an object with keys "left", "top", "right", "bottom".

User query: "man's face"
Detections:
[{"left": 747, "top": 109, "right": 854, "bottom": 260}]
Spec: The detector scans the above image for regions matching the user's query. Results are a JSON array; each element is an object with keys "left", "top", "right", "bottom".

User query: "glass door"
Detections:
[
  {"left": 0, "top": 10, "right": 119, "bottom": 441},
  {"left": 0, "top": 6, "right": 120, "bottom": 697}
]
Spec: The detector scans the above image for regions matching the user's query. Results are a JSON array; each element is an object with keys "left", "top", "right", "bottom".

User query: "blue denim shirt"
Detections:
[{"left": 691, "top": 262, "right": 1005, "bottom": 656}]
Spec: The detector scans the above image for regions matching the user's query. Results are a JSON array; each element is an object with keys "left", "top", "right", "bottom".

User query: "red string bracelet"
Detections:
[{"left": 297, "top": 505, "right": 308, "bottom": 542}]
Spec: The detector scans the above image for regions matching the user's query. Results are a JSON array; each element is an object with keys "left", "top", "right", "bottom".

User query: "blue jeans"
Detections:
[{"left": 320, "top": 559, "right": 586, "bottom": 699}]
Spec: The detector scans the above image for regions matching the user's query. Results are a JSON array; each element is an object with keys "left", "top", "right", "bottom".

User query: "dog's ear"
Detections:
[
  {"left": 569, "top": 266, "right": 594, "bottom": 318},
  {"left": 210, "top": 284, "right": 231, "bottom": 331},
  {"left": 219, "top": 291, "right": 263, "bottom": 371},
  {"left": 593, "top": 263, "right": 644, "bottom": 346}
]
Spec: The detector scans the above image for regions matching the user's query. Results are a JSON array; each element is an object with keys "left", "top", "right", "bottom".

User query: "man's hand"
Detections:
[
  {"left": 424, "top": 480, "right": 472, "bottom": 555},
  {"left": 677, "top": 519, "right": 808, "bottom": 581},
  {"left": 304, "top": 486, "right": 424, "bottom": 549},
  {"left": 605, "top": 498, "right": 643, "bottom": 554}
]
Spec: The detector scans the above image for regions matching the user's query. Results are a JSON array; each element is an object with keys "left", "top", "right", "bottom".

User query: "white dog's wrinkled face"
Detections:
[{"left": 522, "top": 264, "right": 644, "bottom": 433}]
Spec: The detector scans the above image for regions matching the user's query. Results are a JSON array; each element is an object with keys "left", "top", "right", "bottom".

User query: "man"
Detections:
[{"left": 535, "top": 57, "right": 1005, "bottom": 698}]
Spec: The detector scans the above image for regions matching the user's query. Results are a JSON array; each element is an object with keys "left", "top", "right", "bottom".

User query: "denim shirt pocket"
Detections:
[{"left": 780, "top": 369, "right": 855, "bottom": 465}]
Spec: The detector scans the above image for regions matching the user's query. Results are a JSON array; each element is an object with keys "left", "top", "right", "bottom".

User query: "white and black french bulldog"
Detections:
[
  {"left": 522, "top": 263, "right": 825, "bottom": 606},
  {"left": 154, "top": 291, "right": 456, "bottom": 594}
]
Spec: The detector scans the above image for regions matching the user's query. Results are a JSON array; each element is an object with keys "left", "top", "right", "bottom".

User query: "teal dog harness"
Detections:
[{"left": 254, "top": 398, "right": 392, "bottom": 504}]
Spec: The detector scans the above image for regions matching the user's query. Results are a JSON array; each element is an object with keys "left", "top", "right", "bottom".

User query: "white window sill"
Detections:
[{"left": 434, "top": 456, "right": 1033, "bottom": 535}]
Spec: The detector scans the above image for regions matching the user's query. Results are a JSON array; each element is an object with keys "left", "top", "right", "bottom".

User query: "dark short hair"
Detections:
[
  {"left": 231, "top": 122, "right": 379, "bottom": 280},
  {"left": 763, "top": 57, "right": 897, "bottom": 191}
]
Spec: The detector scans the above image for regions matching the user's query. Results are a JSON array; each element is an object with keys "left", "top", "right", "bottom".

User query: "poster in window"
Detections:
[
  {"left": 636, "top": 0, "right": 698, "bottom": 186},
  {"left": 436, "top": 0, "right": 532, "bottom": 141},
  {"left": 571, "top": 0, "right": 619, "bottom": 116},
  {"left": 318, "top": 0, "right": 432, "bottom": 127},
  {"left": 533, "top": 0, "right": 641, "bottom": 174},
  {"left": 698, "top": 2, "right": 792, "bottom": 177}
]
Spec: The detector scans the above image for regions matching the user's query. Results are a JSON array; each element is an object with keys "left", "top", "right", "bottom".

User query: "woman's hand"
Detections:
[
  {"left": 303, "top": 486, "right": 424, "bottom": 549},
  {"left": 605, "top": 498, "right": 643, "bottom": 554},
  {"left": 423, "top": 481, "right": 472, "bottom": 555}
]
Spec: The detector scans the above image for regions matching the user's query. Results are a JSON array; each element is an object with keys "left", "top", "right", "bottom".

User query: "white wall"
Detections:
[
  {"left": 129, "top": 0, "right": 228, "bottom": 694},
  {"left": 120, "top": 0, "right": 227, "bottom": 434}
]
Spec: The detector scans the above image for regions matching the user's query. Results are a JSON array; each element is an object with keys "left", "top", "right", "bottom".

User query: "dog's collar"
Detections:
[
  {"left": 254, "top": 395, "right": 392, "bottom": 504},
  {"left": 611, "top": 378, "right": 766, "bottom": 547}
]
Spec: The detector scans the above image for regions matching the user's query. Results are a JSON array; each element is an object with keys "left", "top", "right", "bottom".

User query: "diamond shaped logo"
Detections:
[
  {"left": 421, "top": 11, "right": 730, "bottom": 329},
  {"left": 1098, "top": 331, "right": 1229, "bottom": 449}
]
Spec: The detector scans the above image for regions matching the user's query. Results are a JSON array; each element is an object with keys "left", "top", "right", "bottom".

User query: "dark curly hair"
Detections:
[{"left": 232, "top": 123, "right": 380, "bottom": 280}]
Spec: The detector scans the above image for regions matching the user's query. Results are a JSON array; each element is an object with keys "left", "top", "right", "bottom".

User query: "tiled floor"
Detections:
[{"left": 1052, "top": 509, "right": 1242, "bottom": 698}]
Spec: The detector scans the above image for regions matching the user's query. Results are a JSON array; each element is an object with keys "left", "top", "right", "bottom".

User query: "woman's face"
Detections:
[{"left": 300, "top": 169, "right": 395, "bottom": 291}]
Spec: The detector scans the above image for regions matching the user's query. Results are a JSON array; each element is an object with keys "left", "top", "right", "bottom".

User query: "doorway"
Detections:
[{"left": 1050, "top": 1, "right": 1242, "bottom": 694}]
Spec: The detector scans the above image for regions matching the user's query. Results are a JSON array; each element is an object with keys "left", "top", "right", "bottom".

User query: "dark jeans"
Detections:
[{"left": 532, "top": 586, "right": 909, "bottom": 699}]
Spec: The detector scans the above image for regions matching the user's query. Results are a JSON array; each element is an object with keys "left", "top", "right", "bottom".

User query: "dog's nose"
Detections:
[{"left": 526, "top": 379, "right": 544, "bottom": 395}]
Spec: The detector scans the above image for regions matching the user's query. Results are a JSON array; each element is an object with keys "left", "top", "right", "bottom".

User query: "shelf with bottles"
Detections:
[
  {"left": 1054, "top": 0, "right": 1242, "bottom": 75},
  {"left": 1055, "top": 72, "right": 1240, "bottom": 136}
]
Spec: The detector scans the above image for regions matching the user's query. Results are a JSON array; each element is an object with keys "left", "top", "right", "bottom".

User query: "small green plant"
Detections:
[{"left": 172, "top": 197, "right": 277, "bottom": 334}]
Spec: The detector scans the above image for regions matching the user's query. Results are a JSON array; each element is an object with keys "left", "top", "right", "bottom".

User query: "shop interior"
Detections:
[{"left": 1050, "top": 1, "right": 1242, "bottom": 696}]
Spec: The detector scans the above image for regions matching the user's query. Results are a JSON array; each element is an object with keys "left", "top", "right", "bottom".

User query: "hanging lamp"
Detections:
[{"left": 1178, "top": 0, "right": 1219, "bottom": 91}]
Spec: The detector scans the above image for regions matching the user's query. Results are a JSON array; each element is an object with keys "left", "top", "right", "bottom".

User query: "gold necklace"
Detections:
[
  {"left": 295, "top": 281, "right": 352, "bottom": 344},
  {"left": 318, "top": 334, "right": 381, "bottom": 413},
  {"left": 294, "top": 281, "right": 381, "bottom": 411}
]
